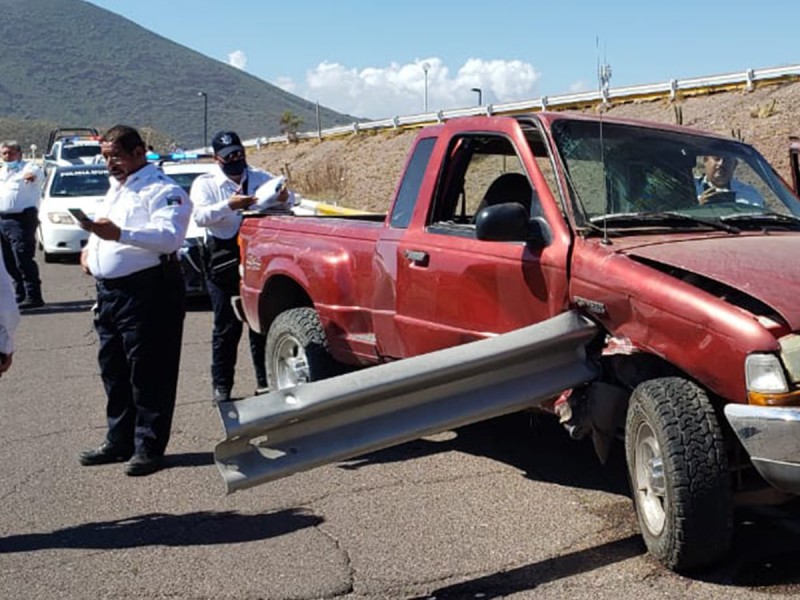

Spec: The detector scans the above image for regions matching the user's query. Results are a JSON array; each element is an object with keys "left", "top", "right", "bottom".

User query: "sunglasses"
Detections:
[{"left": 219, "top": 150, "right": 245, "bottom": 163}]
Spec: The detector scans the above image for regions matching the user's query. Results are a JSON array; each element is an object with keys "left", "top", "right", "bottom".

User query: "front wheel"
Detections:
[
  {"left": 266, "top": 307, "right": 341, "bottom": 390},
  {"left": 625, "top": 377, "right": 732, "bottom": 571}
]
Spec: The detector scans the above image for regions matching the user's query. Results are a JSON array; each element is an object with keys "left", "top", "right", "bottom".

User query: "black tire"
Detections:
[
  {"left": 266, "top": 307, "right": 340, "bottom": 390},
  {"left": 625, "top": 377, "right": 732, "bottom": 572},
  {"left": 43, "top": 251, "right": 56, "bottom": 263}
]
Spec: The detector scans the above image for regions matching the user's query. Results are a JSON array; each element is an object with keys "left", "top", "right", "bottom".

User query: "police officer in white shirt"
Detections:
[
  {"left": 191, "top": 130, "right": 293, "bottom": 403},
  {"left": 77, "top": 125, "right": 192, "bottom": 477},
  {"left": 0, "top": 241, "right": 20, "bottom": 377},
  {"left": 0, "top": 140, "right": 45, "bottom": 309}
]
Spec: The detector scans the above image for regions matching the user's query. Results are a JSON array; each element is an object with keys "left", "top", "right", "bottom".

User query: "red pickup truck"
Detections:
[{"left": 233, "top": 113, "right": 800, "bottom": 572}]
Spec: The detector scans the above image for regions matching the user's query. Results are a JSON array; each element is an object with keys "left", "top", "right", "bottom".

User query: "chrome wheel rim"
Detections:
[
  {"left": 272, "top": 333, "right": 310, "bottom": 389},
  {"left": 633, "top": 421, "right": 667, "bottom": 536}
]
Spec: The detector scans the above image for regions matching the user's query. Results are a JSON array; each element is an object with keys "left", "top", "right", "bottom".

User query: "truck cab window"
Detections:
[{"left": 428, "top": 134, "right": 540, "bottom": 237}]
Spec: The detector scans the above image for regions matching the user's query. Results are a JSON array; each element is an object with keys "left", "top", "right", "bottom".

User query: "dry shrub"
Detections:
[
  {"left": 290, "top": 158, "right": 348, "bottom": 201},
  {"left": 750, "top": 98, "right": 778, "bottom": 118}
]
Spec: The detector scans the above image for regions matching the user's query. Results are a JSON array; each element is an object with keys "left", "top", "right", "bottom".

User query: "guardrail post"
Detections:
[
  {"left": 669, "top": 79, "right": 679, "bottom": 101},
  {"left": 392, "top": 116, "right": 400, "bottom": 130},
  {"left": 436, "top": 110, "right": 444, "bottom": 123},
  {"left": 486, "top": 104, "right": 494, "bottom": 116},
  {"left": 746, "top": 68, "right": 755, "bottom": 92},
  {"left": 352, "top": 122, "right": 360, "bottom": 134},
  {"left": 540, "top": 96, "right": 549, "bottom": 110}
]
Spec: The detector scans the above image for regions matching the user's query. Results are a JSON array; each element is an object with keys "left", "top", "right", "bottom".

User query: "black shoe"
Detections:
[
  {"left": 78, "top": 441, "right": 133, "bottom": 466},
  {"left": 212, "top": 387, "right": 231, "bottom": 404},
  {"left": 124, "top": 454, "right": 164, "bottom": 477},
  {"left": 18, "top": 298, "right": 45, "bottom": 310}
]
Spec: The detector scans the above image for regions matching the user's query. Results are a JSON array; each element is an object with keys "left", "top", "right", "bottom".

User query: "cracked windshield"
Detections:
[{"left": 552, "top": 119, "right": 800, "bottom": 231}]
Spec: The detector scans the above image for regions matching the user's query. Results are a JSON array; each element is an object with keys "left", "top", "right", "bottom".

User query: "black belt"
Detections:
[
  {"left": 96, "top": 264, "right": 165, "bottom": 289},
  {"left": 160, "top": 252, "right": 179, "bottom": 265},
  {"left": 0, "top": 206, "right": 36, "bottom": 218},
  {"left": 96, "top": 255, "right": 180, "bottom": 289}
]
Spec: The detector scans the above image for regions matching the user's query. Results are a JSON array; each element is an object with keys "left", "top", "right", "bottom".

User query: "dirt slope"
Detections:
[{"left": 249, "top": 79, "right": 800, "bottom": 213}]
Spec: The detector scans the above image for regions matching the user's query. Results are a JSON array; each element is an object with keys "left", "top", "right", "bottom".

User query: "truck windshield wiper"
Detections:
[
  {"left": 590, "top": 211, "right": 740, "bottom": 234},
  {"left": 718, "top": 212, "right": 800, "bottom": 231}
]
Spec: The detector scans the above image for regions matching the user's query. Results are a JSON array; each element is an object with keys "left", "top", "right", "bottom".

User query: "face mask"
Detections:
[
  {"left": 4, "top": 160, "right": 21, "bottom": 170},
  {"left": 221, "top": 158, "right": 246, "bottom": 177}
]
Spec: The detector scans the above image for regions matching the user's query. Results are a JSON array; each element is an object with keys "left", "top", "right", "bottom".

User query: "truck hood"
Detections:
[{"left": 620, "top": 234, "right": 800, "bottom": 330}]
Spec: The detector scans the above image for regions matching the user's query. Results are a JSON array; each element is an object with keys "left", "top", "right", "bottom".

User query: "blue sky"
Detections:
[{"left": 88, "top": 0, "right": 800, "bottom": 119}]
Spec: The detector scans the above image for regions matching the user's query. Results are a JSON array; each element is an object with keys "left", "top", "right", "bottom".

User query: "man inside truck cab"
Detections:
[{"left": 695, "top": 154, "right": 764, "bottom": 206}]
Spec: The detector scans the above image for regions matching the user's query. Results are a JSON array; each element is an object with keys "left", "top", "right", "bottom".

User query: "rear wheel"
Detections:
[
  {"left": 625, "top": 377, "right": 732, "bottom": 571},
  {"left": 266, "top": 307, "right": 340, "bottom": 390}
]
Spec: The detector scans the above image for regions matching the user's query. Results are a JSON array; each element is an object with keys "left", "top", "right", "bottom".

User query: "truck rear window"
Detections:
[{"left": 390, "top": 137, "right": 435, "bottom": 229}]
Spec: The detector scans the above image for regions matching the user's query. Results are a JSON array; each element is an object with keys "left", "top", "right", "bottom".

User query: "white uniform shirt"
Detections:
[
  {"left": 0, "top": 242, "right": 20, "bottom": 354},
  {"left": 85, "top": 163, "right": 192, "bottom": 279},
  {"left": 191, "top": 165, "right": 294, "bottom": 240},
  {"left": 0, "top": 160, "right": 44, "bottom": 213}
]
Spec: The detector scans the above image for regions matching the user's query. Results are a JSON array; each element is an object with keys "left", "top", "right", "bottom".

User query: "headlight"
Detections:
[
  {"left": 48, "top": 212, "right": 75, "bottom": 224},
  {"left": 745, "top": 354, "right": 788, "bottom": 393}
]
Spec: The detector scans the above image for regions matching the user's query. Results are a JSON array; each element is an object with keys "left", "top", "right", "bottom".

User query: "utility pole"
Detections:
[
  {"left": 470, "top": 87, "right": 482, "bottom": 105},
  {"left": 422, "top": 62, "right": 430, "bottom": 112},
  {"left": 197, "top": 91, "right": 208, "bottom": 148}
]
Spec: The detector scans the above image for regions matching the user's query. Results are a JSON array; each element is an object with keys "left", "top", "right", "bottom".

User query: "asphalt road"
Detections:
[{"left": 2, "top": 255, "right": 800, "bottom": 600}]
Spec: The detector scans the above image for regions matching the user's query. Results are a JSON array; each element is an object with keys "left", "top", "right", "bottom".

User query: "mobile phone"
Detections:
[
  {"left": 68, "top": 208, "right": 92, "bottom": 222},
  {"left": 704, "top": 190, "right": 736, "bottom": 205}
]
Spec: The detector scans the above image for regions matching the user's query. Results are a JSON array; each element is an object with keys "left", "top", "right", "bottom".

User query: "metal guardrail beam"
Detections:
[
  {"left": 214, "top": 311, "right": 599, "bottom": 493},
  {"left": 235, "top": 64, "right": 800, "bottom": 149}
]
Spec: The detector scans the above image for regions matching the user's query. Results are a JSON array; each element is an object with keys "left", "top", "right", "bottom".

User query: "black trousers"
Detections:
[
  {"left": 0, "top": 207, "right": 42, "bottom": 302},
  {"left": 94, "top": 263, "right": 186, "bottom": 456},
  {"left": 206, "top": 272, "right": 267, "bottom": 392}
]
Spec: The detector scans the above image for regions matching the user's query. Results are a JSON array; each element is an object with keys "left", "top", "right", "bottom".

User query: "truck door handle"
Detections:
[{"left": 404, "top": 249, "right": 429, "bottom": 267}]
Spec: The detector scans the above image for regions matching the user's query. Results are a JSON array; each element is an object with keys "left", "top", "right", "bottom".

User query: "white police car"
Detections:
[
  {"left": 37, "top": 164, "right": 109, "bottom": 262},
  {"left": 43, "top": 128, "right": 103, "bottom": 171}
]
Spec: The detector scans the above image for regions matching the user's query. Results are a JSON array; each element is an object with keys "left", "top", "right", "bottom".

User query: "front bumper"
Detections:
[
  {"left": 724, "top": 404, "right": 800, "bottom": 494},
  {"left": 40, "top": 223, "right": 88, "bottom": 254}
]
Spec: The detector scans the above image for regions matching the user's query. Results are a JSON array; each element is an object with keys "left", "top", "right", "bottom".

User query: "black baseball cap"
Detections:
[{"left": 211, "top": 131, "right": 244, "bottom": 158}]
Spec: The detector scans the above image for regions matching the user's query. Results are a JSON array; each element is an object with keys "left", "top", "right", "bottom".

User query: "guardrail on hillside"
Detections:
[{"left": 236, "top": 63, "right": 800, "bottom": 149}]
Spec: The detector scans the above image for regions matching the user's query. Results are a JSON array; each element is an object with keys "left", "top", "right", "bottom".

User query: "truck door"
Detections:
[{"left": 392, "top": 125, "right": 571, "bottom": 358}]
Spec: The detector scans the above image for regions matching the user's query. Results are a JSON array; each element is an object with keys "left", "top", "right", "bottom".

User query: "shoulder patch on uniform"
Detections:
[{"left": 166, "top": 195, "right": 183, "bottom": 206}]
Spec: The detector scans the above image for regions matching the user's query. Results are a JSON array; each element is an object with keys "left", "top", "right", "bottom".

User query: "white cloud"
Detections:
[
  {"left": 228, "top": 50, "right": 247, "bottom": 70},
  {"left": 568, "top": 80, "right": 591, "bottom": 93},
  {"left": 278, "top": 57, "right": 541, "bottom": 119}
]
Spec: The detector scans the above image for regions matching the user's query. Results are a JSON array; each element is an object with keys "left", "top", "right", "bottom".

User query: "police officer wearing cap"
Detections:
[
  {"left": 191, "top": 130, "right": 292, "bottom": 403},
  {"left": 77, "top": 125, "right": 192, "bottom": 477}
]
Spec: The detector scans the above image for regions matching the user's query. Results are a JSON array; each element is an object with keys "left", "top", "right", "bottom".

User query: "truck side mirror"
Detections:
[{"left": 475, "top": 202, "right": 550, "bottom": 246}]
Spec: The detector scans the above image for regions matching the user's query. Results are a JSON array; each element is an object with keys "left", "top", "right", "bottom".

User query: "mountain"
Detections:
[{"left": 0, "top": 0, "right": 355, "bottom": 149}]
